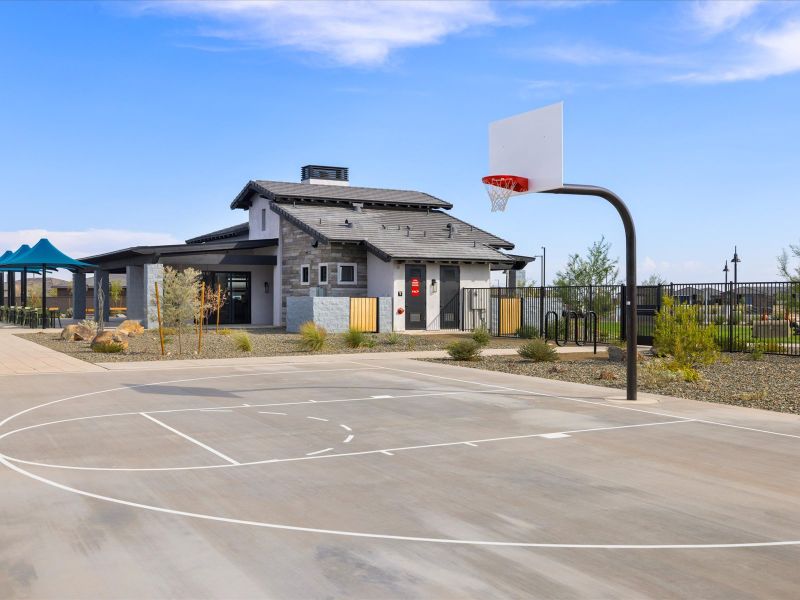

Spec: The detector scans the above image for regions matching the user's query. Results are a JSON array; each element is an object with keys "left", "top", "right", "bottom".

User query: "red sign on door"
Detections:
[{"left": 410, "top": 278, "right": 421, "bottom": 297}]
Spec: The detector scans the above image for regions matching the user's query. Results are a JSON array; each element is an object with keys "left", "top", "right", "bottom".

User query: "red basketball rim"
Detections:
[{"left": 481, "top": 175, "right": 529, "bottom": 192}]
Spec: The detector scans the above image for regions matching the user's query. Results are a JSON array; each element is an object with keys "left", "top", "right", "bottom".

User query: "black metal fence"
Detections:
[{"left": 460, "top": 281, "right": 800, "bottom": 357}]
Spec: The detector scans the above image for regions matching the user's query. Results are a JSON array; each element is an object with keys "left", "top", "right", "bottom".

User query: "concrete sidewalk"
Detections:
[{"left": 0, "top": 326, "right": 104, "bottom": 376}]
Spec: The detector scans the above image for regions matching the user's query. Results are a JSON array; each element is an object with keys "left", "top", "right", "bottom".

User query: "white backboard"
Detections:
[{"left": 488, "top": 102, "right": 563, "bottom": 194}]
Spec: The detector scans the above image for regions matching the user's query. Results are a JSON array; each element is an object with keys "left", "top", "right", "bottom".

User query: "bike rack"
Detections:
[
  {"left": 544, "top": 310, "right": 564, "bottom": 346},
  {"left": 544, "top": 309, "right": 598, "bottom": 354}
]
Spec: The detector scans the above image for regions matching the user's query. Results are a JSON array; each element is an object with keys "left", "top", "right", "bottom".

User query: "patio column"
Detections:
[
  {"left": 0, "top": 273, "right": 4, "bottom": 306},
  {"left": 20, "top": 268, "right": 28, "bottom": 306},
  {"left": 72, "top": 272, "right": 86, "bottom": 320},
  {"left": 507, "top": 269, "right": 518, "bottom": 288},
  {"left": 93, "top": 269, "right": 110, "bottom": 323},
  {"left": 7, "top": 272, "right": 15, "bottom": 306},
  {"left": 142, "top": 263, "right": 163, "bottom": 329},
  {"left": 125, "top": 265, "right": 144, "bottom": 322}
]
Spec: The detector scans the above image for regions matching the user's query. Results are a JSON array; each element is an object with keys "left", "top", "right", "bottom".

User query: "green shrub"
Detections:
[
  {"left": 446, "top": 340, "right": 482, "bottom": 361},
  {"left": 217, "top": 328, "right": 233, "bottom": 336},
  {"left": 641, "top": 359, "right": 680, "bottom": 387},
  {"left": 363, "top": 336, "right": 377, "bottom": 348},
  {"left": 383, "top": 332, "right": 402, "bottom": 345},
  {"left": 516, "top": 325, "right": 539, "bottom": 339},
  {"left": 344, "top": 327, "right": 366, "bottom": 348},
  {"left": 654, "top": 296, "right": 719, "bottom": 369},
  {"left": 92, "top": 341, "right": 125, "bottom": 353},
  {"left": 471, "top": 325, "right": 490, "bottom": 346},
  {"left": 750, "top": 343, "right": 765, "bottom": 361},
  {"left": 517, "top": 339, "right": 558, "bottom": 362},
  {"left": 298, "top": 321, "right": 327, "bottom": 352},
  {"left": 232, "top": 331, "right": 252, "bottom": 352}
]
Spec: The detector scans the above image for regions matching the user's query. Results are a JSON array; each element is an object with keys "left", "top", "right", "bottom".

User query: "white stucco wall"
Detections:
[
  {"left": 249, "top": 265, "right": 274, "bottom": 326},
  {"left": 367, "top": 253, "right": 394, "bottom": 297},
  {"left": 389, "top": 261, "right": 491, "bottom": 331},
  {"left": 248, "top": 196, "right": 280, "bottom": 240}
]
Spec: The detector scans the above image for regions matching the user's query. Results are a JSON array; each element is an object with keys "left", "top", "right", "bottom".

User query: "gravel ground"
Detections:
[
  {"left": 18, "top": 329, "right": 526, "bottom": 363},
  {"left": 426, "top": 353, "right": 800, "bottom": 415}
]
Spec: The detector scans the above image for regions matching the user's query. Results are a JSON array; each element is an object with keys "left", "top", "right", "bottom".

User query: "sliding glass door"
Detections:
[{"left": 202, "top": 271, "right": 251, "bottom": 325}]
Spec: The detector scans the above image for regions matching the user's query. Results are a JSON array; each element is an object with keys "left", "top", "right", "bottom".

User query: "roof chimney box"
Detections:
[{"left": 301, "top": 165, "right": 349, "bottom": 186}]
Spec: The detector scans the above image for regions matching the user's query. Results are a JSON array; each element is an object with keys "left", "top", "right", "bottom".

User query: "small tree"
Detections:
[
  {"left": 109, "top": 280, "right": 124, "bottom": 307},
  {"left": 653, "top": 296, "right": 719, "bottom": 380},
  {"left": 641, "top": 273, "right": 667, "bottom": 286},
  {"left": 777, "top": 241, "right": 800, "bottom": 282},
  {"left": 554, "top": 237, "right": 619, "bottom": 287},
  {"left": 202, "top": 283, "right": 228, "bottom": 331},
  {"left": 154, "top": 267, "right": 200, "bottom": 354}
]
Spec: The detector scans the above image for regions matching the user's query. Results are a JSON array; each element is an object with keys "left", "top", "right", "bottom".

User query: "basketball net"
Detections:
[{"left": 484, "top": 179, "right": 516, "bottom": 212}]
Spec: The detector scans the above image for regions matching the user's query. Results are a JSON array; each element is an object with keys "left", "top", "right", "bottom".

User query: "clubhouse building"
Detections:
[{"left": 79, "top": 166, "right": 529, "bottom": 331}]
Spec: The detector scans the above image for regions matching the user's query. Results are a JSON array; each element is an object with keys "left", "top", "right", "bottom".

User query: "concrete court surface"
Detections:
[{"left": 1, "top": 356, "right": 799, "bottom": 599}]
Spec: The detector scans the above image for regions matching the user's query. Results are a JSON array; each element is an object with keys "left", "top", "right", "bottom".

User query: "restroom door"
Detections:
[
  {"left": 405, "top": 264, "right": 426, "bottom": 330},
  {"left": 439, "top": 266, "right": 460, "bottom": 329}
]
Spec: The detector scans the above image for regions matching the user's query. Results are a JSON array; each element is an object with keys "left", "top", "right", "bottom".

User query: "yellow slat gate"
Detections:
[
  {"left": 350, "top": 297, "right": 378, "bottom": 332},
  {"left": 499, "top": 297, "right": 521, "bottom": 336}
]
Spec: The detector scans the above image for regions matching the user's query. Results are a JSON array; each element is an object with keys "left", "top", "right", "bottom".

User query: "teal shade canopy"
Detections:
[
  {"left": 0, "top": 239, "right": 95, "bottom": 271},
  {"left": 0, "top": 245, "right": 41, "bottom": 273}
]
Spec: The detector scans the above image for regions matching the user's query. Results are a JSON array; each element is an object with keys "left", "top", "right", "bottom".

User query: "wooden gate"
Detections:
[
  {"left": 499, "top": 297, "right": 521, "bottom": 335},
  {"left": 350, "top": 297, "right": 378, "bottom": 332}
]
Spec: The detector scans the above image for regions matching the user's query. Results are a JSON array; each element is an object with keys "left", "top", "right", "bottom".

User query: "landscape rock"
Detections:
[
  {"left": 60, "top": 324, "right": 94, "bottom": 341},
  {"left": 116, "top": 319, "right": 144, "bottom": 337},
  {"left": 91, "top": 330, "right": 129, "bottom": 351},
  {"left": 607, "top": 345, "right": 645, "bottom": 363}
]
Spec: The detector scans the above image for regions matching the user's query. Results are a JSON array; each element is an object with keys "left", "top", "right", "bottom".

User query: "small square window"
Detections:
[
  {"left": 261, "top": 208, "right": 266, "bottom": 231},
  {"left": 338, "top": 263, "right": 356, "bottom": 285},
  {"left": 318, "top": 264, "right": 328, "bottom": 285},
  {"left": 300, "top": 264, "right": 310, "bottom": 285}
]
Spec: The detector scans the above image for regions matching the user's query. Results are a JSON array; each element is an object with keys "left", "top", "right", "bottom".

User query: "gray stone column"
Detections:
[
  {"left": 508, "top": 269, "right": 518, "bottom": 289},
  {"left": 142, "top": 263, "right": 164, "bottom": 329},
  {"left": 72, "top": 272, "right": 86, "bottom": 320},
  {"left": 7, "top": 272, "right": 15, "bottom": 306},
  {"left": 0, "top": 272, "right": 4, "bottom": 307},
  {"left": 93, "top": 270, "right": 110, "bottom": 323}
]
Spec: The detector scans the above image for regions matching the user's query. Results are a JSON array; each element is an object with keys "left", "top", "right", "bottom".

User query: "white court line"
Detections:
[
  {"left": 259, "top": 411, "right": 287, "bottom": 416},
  {"left": 539, "top": 433, "right": 570, "bottom": 439},
  {"left": 307, "top": 417, "right": 328, "bottom": 422},
  {"left": 306, "top": 447, "right": 333, "bottom": 456},
  {"left": 0, "top": 365, "right": 379, "bottom": 430},
  {"left": 2, "top": 419, "right": 693, "bottom": 472},
  {"left": 340, "top": 424, "right": 352, "bottom": 432},
  {"left": 369, "top": 363, "right": 800, "bottom": 441},
  {"left": 371, "top": 395, "right": 392, "bottom": 399},
  {"left": 343, "top": 435, "right": 354, "bottom": 444},
  {"left": 197, "top": 409, "right": 232, "bottom": 412},
  {"left": 3, "top": 455, "right": 799, "bottom": 550},
  {"left": 463, "top": 442, "right": 478, "bottom": 447},
  {"left": 140, "top": 413, "right": 240, "bottom": 465}
]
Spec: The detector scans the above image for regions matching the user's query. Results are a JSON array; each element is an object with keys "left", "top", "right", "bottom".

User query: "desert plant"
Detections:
[
  {"left": 78, "top": 319, "right": 98, "bottom": 334},
  {"left": 654, "top": 296, "right": 719, "bottom": 370},
  {"left": 344, "top": 326, "right": 366, "bottom": 348},
  {"left": 363, "top": 336, "right": 377, "bottom": 348},
  {"left": 750, "top": 343, "right": 765, "bottom": 361},
  {"left": 516, "top": 325, "right": 539, "bottom": 339},
  {"left": 517, "top": 339, "right": 558, "bottom": 362},
  {"left": 92, "top": 341, "right": 126, "bottom": 353},
  {"left": 472, "top": 325, "right": 490, "bottom": 346},
  {"left": 152, "top": 267, "right": 200, "bottom": 355},
  {"left": 217, "top": 328, "right": 233, "bottom": 336},
  {"left": 383, "top": 332, "right": 402, "bottom": 345},
  {"left": 232, "top": 331, "right": 252, "bottom": 352},
  {"left": 298, "top": 321, "right": 327, "bottom": 351},
  {"left": 446, "top": 340, "right": 482, "bottom": 361},
  {"left": 641, "top": 360, "right": 681, "bottom": 387},
  {"left": 109, "top": 280, "right": 123, "bottom": 307}
]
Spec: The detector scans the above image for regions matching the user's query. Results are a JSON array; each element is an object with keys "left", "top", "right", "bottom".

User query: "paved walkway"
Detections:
[{"left": 0, "top": 326, "right": 103, "bottom": 376}]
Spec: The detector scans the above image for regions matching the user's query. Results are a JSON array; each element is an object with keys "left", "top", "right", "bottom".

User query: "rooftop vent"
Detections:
[{"left": 301, "top": 165, "right": 349, "bottom": 186}]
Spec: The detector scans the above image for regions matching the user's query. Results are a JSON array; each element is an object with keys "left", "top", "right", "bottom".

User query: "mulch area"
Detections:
[
  {"left": 425, "top": 353, "right": 800, "bottom": 415},
  {"left": 18, "top": 329, "right": 526, "bottom": 364}
]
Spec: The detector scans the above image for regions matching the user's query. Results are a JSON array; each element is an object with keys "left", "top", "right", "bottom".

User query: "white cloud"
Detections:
[
  {"left": 689, "top": 0, "right": 761, "bottom": 36},
  {"left": 529, "top": 43, "right": 674, "bottom": 67},
  {"left": 0, "top": 229, "right": 180, "bottom": 264},
  {"left": 136, "top": 0, "right": 496, "bottom": 66}
]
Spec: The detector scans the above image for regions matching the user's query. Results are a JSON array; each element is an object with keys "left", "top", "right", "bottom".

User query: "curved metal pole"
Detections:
[{"left": 550, "top": 184, "right": 637, "bottom": 400}]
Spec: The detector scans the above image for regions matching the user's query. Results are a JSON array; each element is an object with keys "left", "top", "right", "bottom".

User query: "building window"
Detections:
[
  {"left": 261, "top": 208, "right": 266, "bottom": 231},
  {"left": 318, "top": 263, "right": 328, "bottom": 285},
  {"left": 300, "top": 264, "right": 310, "bottom": 285},
  {"left": 338, "top": 263, "right": 356, "bottom": 285}
]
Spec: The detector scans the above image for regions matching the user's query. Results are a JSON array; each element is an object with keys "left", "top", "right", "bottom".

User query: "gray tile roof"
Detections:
[
  {"left": 231, "top": 180, "right": 452, "bottom": 210},
  {"left": 271, "top": 203, "right": 516, "bottom": 263},
  {"left": 186, "top": 222, "right": 249, "bottom": 244}
]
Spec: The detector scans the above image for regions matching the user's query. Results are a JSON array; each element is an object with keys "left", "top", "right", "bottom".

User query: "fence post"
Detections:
[
  {"left": 727, "top": 281, "right": 733, "bottom": 353},
  {"left": 620, "top": 284, "right": 626, "bottom": 341}
]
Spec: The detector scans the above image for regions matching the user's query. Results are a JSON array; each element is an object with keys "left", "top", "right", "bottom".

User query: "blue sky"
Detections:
[{"left": 1, "top": 0, "right": 798, "bottom": 283}]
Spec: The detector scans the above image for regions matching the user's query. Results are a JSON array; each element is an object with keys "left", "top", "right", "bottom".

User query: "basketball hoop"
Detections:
[{"left": 482, "top": 175, "right": 529, "bottom": 212}]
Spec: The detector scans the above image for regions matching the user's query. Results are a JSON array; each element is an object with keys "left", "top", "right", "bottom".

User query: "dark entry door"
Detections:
[
  {"left": 405, "top": 264, "right": 426, "bottom": 330},
  {"left": 440, "top": 266, "right": 460, "bottom": 329},
  {"left": 203, "top": 271, "right": 251, "bottom": 325}
]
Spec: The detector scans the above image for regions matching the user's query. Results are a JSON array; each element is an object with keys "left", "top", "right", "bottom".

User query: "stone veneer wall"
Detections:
[{"left": 280, "top": 218, "right": 367, "bottom": 324}]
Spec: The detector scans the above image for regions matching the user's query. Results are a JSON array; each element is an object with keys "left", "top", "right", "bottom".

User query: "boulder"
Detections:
[
  {"left": 116, "top": 319, "right": 144, "bottom": 337},
  {"left": 607, "top": 345, "right": 645, "bottom": 363},
  {"left": 60, "top": 324, "right": 95, "bottom": 342},
  {"left": 90, "top": 330, "right": 129, "bottom": 352}
]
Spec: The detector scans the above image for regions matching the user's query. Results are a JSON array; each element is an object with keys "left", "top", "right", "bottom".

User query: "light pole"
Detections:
[
  {"left": 530, "top": 254, "right": 544, "bottom": 287},
  {"left": 541, "top": 246, "right": 546, "bottom": 286},
  {"left": 723, "top": 260, "right": 729, "bottom": 287},
  {"left": 731, "top": 247, "right": 741, "bottom": 286}
]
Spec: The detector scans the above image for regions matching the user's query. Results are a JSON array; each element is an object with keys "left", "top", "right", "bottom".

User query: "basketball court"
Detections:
[{"left": 2, "top": 356, "right": 799, "bottom": 597}]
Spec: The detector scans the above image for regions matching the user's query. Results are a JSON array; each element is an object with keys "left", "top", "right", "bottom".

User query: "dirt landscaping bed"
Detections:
[
  {"left": 425, "top": 353, "right": 800, "bottom": 415},
  {"left": 18, "top": 329, "right": 527, "bottom": 364}
]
